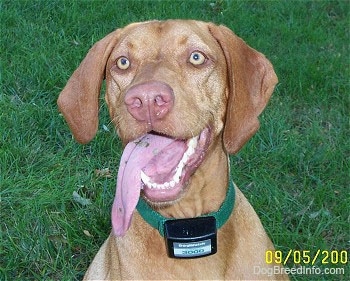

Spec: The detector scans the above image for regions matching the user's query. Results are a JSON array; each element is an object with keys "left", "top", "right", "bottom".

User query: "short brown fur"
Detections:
[{"left": 58, "top": 20, "right": 287, "bottom": 280}]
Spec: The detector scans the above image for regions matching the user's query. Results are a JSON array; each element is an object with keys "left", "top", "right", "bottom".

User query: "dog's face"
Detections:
[
  {"left": 58, "top": 20, "right": 277, "bottom": 235},
  {"left": 105, "top": 21, "right": 228, "bottom": 144}
]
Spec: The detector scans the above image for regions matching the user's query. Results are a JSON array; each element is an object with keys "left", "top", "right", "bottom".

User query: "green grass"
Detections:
[{"left": 1, "top": 0, "right": 349, "bottom": 280}]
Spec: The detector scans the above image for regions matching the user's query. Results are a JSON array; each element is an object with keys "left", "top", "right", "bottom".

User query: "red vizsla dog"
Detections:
[{"left": 58, "top": 20, "right": 288, "bottom": 280}]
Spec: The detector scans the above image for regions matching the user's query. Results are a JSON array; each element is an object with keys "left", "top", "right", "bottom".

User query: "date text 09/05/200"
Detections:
[{"left": 265, "top": 250, "right": 348, "bottom": 266}]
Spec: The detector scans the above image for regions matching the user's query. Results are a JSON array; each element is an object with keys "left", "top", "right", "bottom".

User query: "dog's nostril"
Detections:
[
  {"left": 155, "top": 95, "right": 166, "bottom": 106},
  {"left": 134, "top": 98, "right": 142, "bottom": 108},
  {"left": 127, "top": 97, "right": 142, "bottom": 109}
]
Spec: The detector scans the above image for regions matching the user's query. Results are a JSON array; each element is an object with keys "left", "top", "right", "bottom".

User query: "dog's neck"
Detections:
[{"left": 157, "top": 144, "right": 229, "bottom": 219}]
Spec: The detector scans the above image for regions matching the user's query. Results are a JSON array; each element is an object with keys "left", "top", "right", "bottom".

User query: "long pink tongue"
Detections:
[{"left": 111, "top": 134, "right": 177, "bottom": 236}]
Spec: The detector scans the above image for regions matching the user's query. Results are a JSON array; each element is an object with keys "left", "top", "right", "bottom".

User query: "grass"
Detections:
[{"left": 1, "top": 0, "right": 349, "bottom": 280}]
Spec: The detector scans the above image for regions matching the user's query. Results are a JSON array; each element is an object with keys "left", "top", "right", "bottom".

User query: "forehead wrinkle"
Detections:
[
  {"left": 115, "top": 21, "right": 220, "bottom": 63},
  {"left": 160, "top": 23, "right": 217, "bottom": 53},
  {"left": 116, "top": 37, "right": 158, "bottom": 61}
]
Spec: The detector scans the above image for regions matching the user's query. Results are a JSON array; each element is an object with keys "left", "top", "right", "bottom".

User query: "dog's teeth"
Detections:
[
  {"left": 185, "top": 136, "right": 198, "bottom": 158},
  {"left": 141, "top": 171, "right": 151, "bottom": 185},
  {"left": 174, "top": 166, "right": 182, "bottom": 183},
  {"left": 182, "top": 153, "right": 189, "bottom": 163},
  {"left": 187, "top": 146, "right": 195, "bottom": 156},
  {"left": 140, "top": 135, "right": 200, "bottom": 191},
  {"left": 187, "top": 136, "right": 198, "bottom": 149}
]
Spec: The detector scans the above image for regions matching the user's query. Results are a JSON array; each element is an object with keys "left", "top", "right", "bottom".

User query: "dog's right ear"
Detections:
[{"left": 57, "top": 30, "right": 121, "bottom": 144}]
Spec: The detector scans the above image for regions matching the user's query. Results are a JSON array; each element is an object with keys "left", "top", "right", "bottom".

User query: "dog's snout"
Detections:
[{"left": 125, "top": 81, "right": 174, "bottom": 123}]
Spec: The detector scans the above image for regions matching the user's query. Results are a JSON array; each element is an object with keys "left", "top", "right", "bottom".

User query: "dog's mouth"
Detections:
[
  {"left": 112, "top": 127, "right": 211, "bottom": 236},
  {"left": 141, "top": 128, "right": 211, "bottom": 202}
]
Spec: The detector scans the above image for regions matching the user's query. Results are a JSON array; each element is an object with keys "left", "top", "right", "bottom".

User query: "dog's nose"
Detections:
[{"left": 125, "top": 81, "right": 174, "bottom": 123}]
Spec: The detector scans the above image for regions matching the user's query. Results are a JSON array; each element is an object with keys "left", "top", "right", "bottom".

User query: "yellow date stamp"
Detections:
[{"left": 265, "top": 250, "right": 348, "bottom": 266}]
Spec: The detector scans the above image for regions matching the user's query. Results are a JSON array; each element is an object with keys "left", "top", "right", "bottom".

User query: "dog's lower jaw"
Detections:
[
  {"left": 140, "top": 127, "right": 212, "bottom": 203},
  {"left": 141, "top": 180, "right": 190, "bottom": 208},
  {"left": 155, "top": 142, "right": 229, "bottom": 219}
]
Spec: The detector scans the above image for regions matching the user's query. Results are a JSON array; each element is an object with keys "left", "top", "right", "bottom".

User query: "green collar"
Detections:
[{"left": 136, "top": 177, "right": 235, "bottom": 237}]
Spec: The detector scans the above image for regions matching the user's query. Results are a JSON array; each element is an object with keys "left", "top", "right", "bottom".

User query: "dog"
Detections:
[{"left": 58, "top": 20, "right": 288, "bottom": 280}]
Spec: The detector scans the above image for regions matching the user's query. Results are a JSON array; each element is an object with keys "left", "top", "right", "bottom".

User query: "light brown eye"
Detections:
[
  {"left": 116, "top": 56, "right": 130, "bottom": 70},
  {"left": 189, "top": 51, "right": 206, "bottom": 65}
]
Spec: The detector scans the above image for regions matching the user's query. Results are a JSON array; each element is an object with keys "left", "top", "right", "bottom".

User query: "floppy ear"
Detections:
[
  {"left": 209, "top": 24, "right": 278, "bottom": 154},
  {"left": 57, "top": 30, "right": 120, "bottom": 144}
]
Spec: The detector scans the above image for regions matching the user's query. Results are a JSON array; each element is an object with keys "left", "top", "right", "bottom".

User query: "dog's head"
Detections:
[{"left": 58, "top": 20, "right": 277, "bottom": 235}]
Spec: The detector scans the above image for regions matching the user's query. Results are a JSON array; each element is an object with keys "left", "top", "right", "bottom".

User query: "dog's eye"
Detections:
[
  {"left": 116, "top": 56, "right": 130, "bottom": 70},
  {"left": 189, "top": 51, "right": 206, "bottom": 65}
]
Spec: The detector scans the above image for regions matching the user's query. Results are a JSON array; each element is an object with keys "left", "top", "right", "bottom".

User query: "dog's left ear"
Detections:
[
  {"left": 57, "top": 30, "right": 121, "bottom": 144},
  {"left": 209, "top": 24, "right": 278, "bottom": 154}
]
